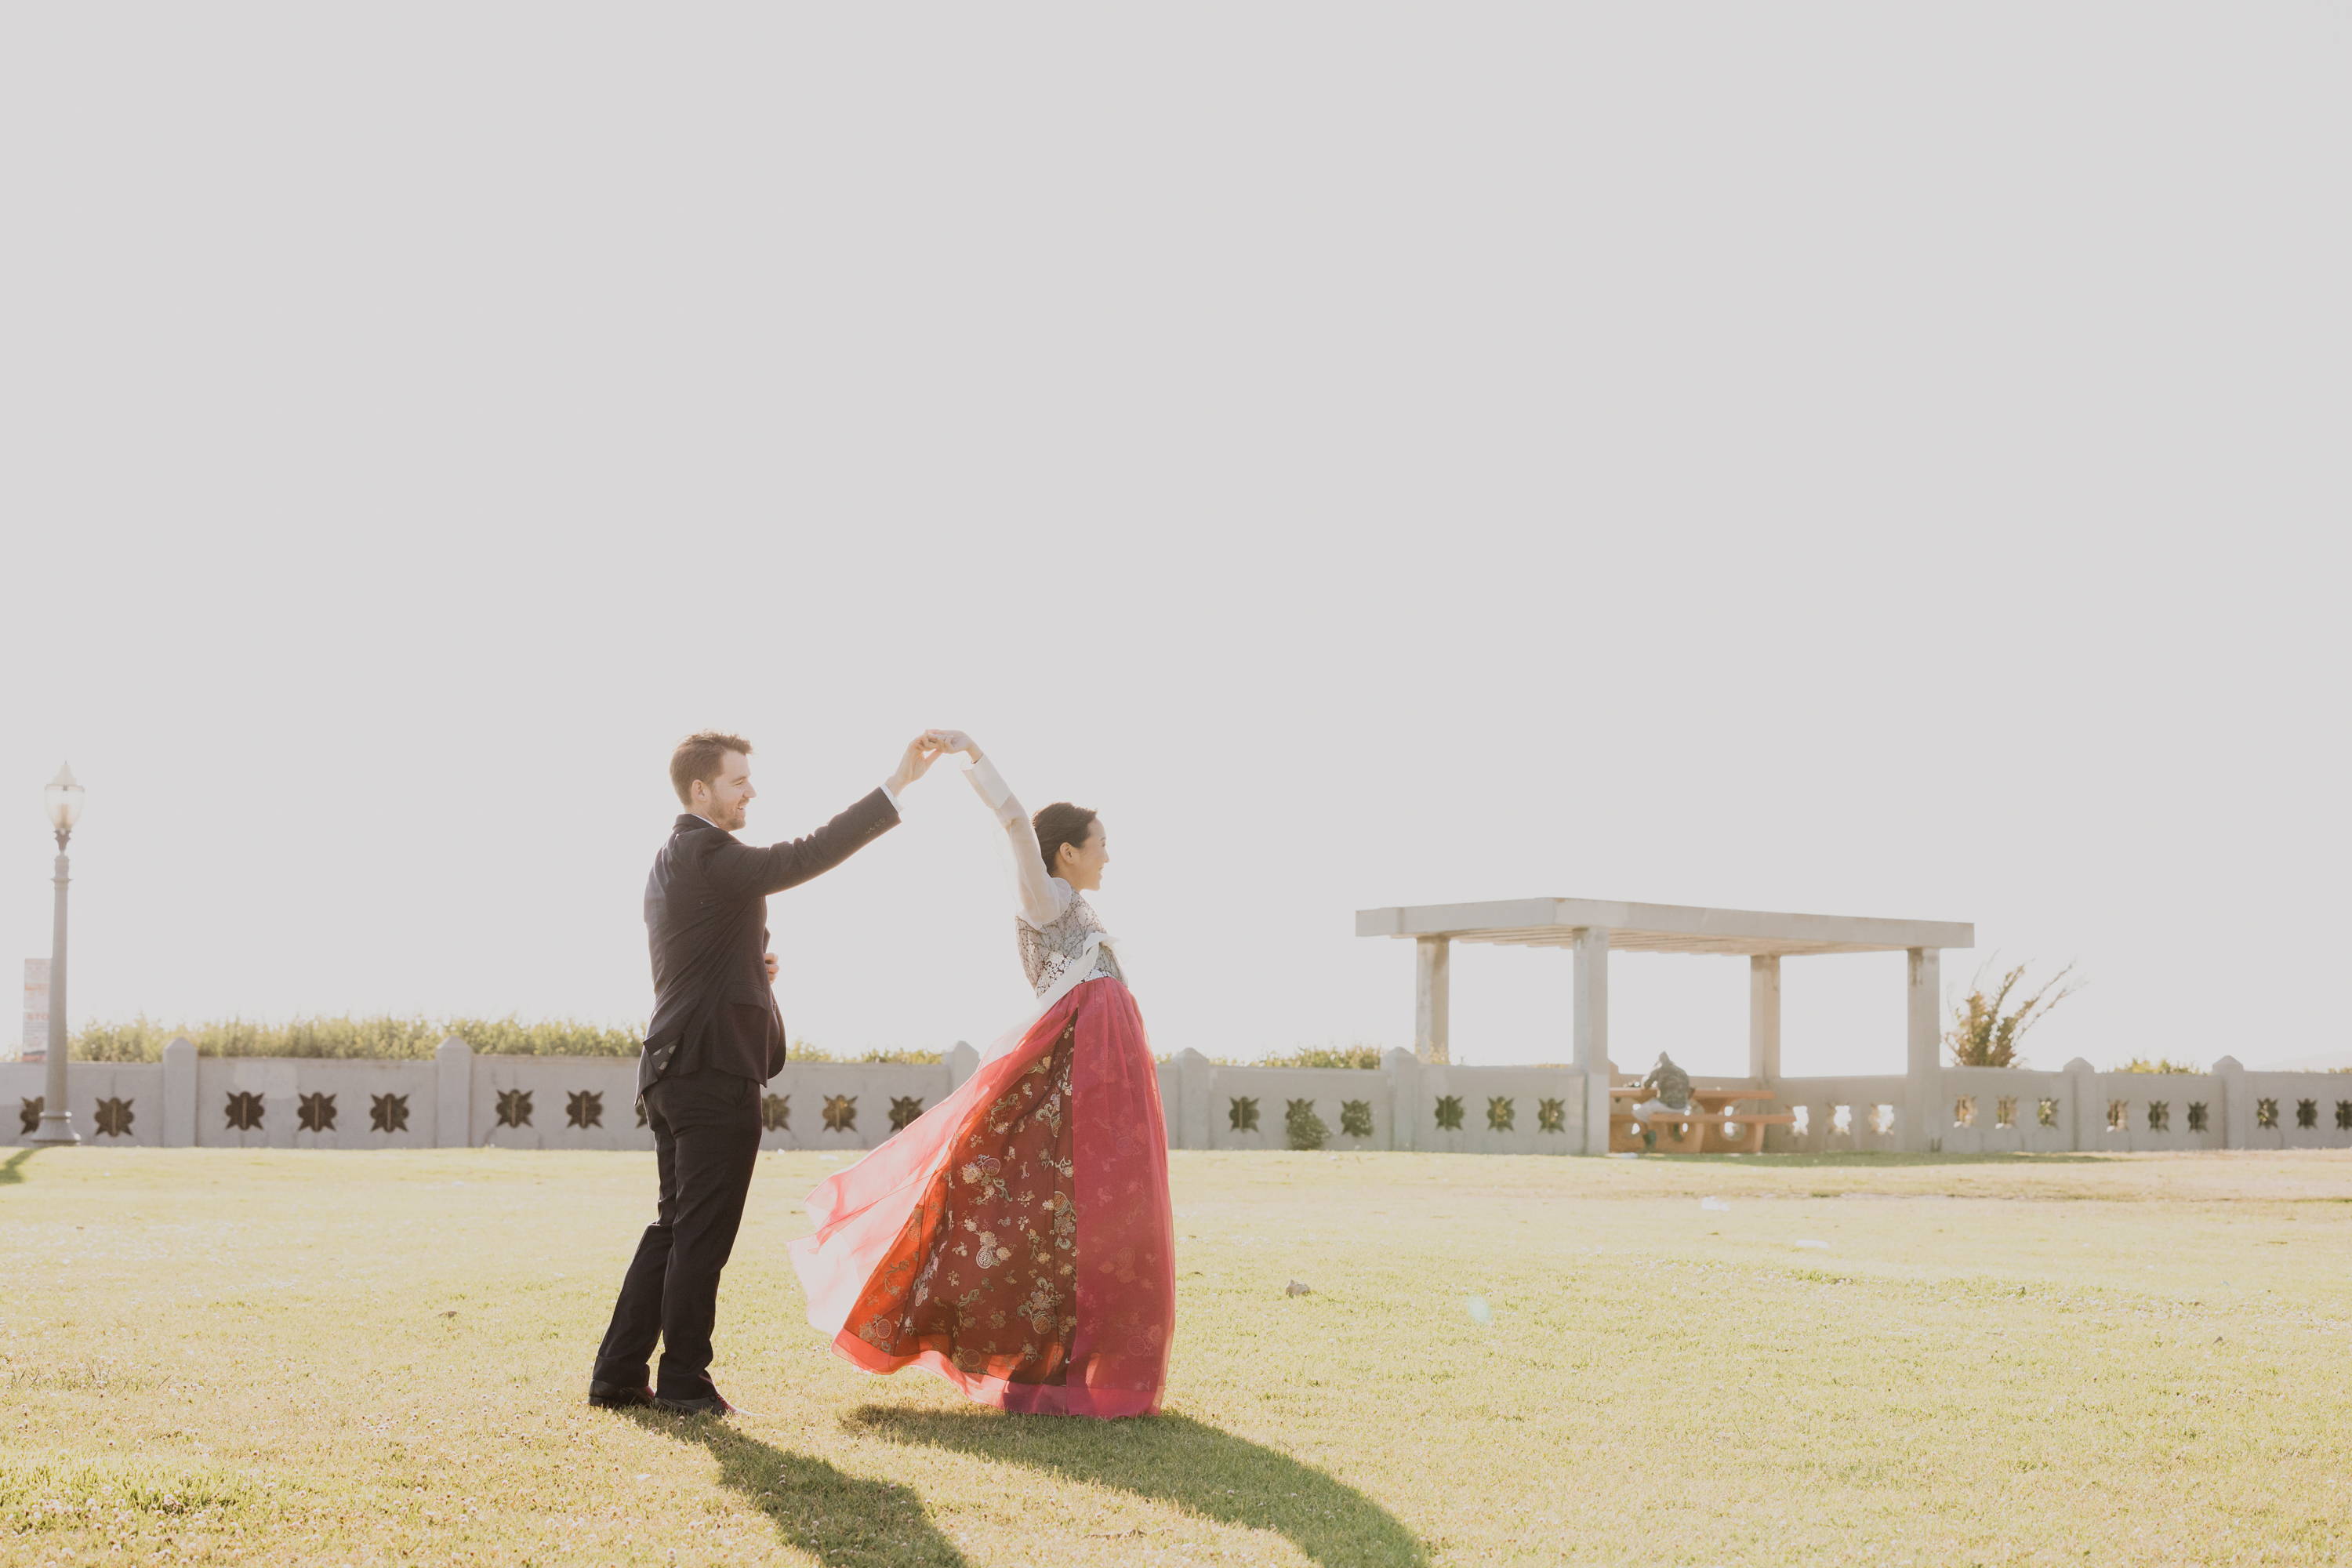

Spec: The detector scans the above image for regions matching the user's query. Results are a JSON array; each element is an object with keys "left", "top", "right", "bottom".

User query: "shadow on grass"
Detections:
[
  {"left": 1664, "top": 1152, "right": 2117, "bottom": 1166},
  {"left": 851, "top": 1406, "right": 1430, "bottom": 1568},
  {"left": 1, "top": 1148, "right": 39, "bottom": 1186},
  {"left": 635, "top": 1412, "right": 967, "bottom": 1568}
]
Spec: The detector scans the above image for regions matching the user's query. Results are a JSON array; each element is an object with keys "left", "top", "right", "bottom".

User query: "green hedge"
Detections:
[
  {"left": 1223, "top": 1044, "right": 1387, "bottom": 1069},
  {"left": 65, "top": 1014, "right": 952, "bottom": 1063},
  {"left": 70, "top": 1014, "right": 642, "bottom": 1061},
  {"left": 69, "top": 1014, "right": 1388, "bottom": 1069}
]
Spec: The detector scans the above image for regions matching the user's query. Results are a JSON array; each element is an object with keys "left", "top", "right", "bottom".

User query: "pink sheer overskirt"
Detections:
[{"left": 787, "top": 977, "right": 1175, "bottom": 1417}]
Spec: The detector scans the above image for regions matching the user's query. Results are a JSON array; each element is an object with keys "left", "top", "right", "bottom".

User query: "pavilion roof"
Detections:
[{"left": 1355, "top": 898, "right": 1972, "bottom": 957}]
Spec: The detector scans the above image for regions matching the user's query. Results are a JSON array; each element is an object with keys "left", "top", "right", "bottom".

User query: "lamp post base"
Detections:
[{"left": 27, "top": 1113, "right": 81, "bottom": 1147}]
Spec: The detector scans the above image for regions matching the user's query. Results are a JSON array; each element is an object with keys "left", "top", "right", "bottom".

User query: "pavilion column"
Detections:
[
  {"left": 1748, "top": 955, "right": 1781, "bottom": 1083},
  {"left": 1904, "top": 947, "right": 1943, "bottom": 1153},
  {"left": 1414, "top": 936, "right": 1450, "bottom": 1064},
  {"left": 1573, "top": 926, "right": 1612, "bottom": 1155}
]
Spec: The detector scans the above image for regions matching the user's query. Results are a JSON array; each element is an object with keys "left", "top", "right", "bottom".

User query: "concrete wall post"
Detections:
[
  {"left": 1748, "top": 955, "right": 1781, "bottom": 1083},
  {"left": 1414, "top": 937, "right": 1451, "bottom": 1064},
  {"left": 1383, "top": 1047, "right": 1421, "bottom": 1152},
  {"left": 1573, "top": 926, "right": 1612, "bottom": 1155},
  {"left": 946, "top": 1040, "right": 979, "bottom": 1092},
  {"left": 2212, "top": 1055, "right": 2248, "bottom": 1150},
  {"left": 1174, "top": 1048, "right": 1213, "bottom": 1151},
  {"left": 161, "top": 1036, "right": 198, "bottom": 1148},
  {"left": 2063, "top": 1058, "right": 2100, "bottom": 1152},
  {"left": 1904, "top": 948, "right": 1942, "bottom": 1152},
  {"left": 435, "top": 1034, "right": 473, "bottom": 1149}
]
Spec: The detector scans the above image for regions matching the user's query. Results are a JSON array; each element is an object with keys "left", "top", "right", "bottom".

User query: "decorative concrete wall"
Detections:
[
  {"left": 2, "top": 1040, "right": 1593, "bottom": 1156},
  {"left": 1754, "top": 1075, "right": 1926, "bottom": 1155},
  {"left": 9, "top": 1040, "right": 2346, "bottom": 1156},
  {"left": 0, "top": 1037, "right": 989, "bottom": 1155},
  {"left": 1762, "top": 1057, "right": 2352, "bottom": 1155},
  {"left": 1168, "top": 1051, "right": 1588, "bottom": 1155}
]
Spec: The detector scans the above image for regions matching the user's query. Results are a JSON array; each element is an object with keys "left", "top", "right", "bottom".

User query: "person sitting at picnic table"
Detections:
[{"left": 1630, "top": 1052, "right": 1695, "bottom": 1150}]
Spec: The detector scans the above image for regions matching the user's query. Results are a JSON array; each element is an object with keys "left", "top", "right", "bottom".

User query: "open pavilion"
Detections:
[{"left": 1356, "top": 898, "right": 1974, "bottom": 1153}]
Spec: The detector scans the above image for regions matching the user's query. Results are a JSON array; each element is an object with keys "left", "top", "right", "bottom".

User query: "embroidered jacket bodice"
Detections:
[
  {"left": 1018, "top": 887, "right": 1125, "bottom": 996},
  {"left": 963, "top": 756, "right": 1124, "bottom": 999}
]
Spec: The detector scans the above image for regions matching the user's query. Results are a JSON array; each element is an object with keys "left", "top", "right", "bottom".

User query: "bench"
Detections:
[{"left": 1608, "top": 1107, "right": 1798, "bottom": 1154}]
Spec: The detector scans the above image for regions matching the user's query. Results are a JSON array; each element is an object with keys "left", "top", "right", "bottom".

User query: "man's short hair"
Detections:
[{"left": 670, "top": 731, "right": 751, "bottom": 806}]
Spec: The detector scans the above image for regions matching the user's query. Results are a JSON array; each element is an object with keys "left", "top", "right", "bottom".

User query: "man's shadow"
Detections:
[
  {"left": 849, "top": 1406, "right": 1430, "bottom": 1567},
  {"left": 634, "top": 1413, "right": 968, "bottom": 1568}
]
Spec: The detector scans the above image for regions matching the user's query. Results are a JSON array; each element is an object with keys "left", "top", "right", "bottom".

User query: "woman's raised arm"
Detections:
[{"left": 944, "top": 738, "right": 1071, "bottom": 928}]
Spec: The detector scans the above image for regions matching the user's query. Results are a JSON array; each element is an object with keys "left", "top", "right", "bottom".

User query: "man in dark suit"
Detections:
[{"left": 590, "top": 728, "right": 943, "bottom": 1414}]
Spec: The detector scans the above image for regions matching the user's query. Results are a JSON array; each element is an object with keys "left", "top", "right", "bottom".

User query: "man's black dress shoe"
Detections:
[
  {"left": 653, "top": 1385, "right": 735, "bottom": 1416},
  {"left": 587, "top": 1381, "right": 654, "bottom": 1409}
]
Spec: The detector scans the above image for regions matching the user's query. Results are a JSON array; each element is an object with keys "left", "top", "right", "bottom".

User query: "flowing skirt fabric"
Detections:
[{"left": 787, "top": 977, "right": 1174, "bottom": 1417}]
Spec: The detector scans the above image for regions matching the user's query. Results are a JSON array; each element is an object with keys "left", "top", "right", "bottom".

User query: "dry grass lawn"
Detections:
[{"left": 5, "top": 1144, "right": 2352, "bottom": 1565}]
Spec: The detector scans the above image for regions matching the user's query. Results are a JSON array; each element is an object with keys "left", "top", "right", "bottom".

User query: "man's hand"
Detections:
[
  {"left": 887, "top": 734, "right": 946, "bottom": 796},
  {"left": 924, "top": 729, "right": 982, "bottom": 760},
  {"left": 764, "top": 952, "right": 779, "bottom": 984}
]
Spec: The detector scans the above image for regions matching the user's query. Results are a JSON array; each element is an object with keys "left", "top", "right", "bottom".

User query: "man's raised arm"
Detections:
[{"left": 706, "top": 735, "right": 943, "bottom": 898}]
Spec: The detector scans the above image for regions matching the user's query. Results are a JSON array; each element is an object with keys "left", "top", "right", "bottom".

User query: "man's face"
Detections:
[{"left": 692, "top": 751, "right": 756, "bottom": 831}]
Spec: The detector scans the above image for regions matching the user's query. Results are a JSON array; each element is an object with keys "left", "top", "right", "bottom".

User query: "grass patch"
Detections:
[{"left": 3, "top": 1147, "right": 2350, "bottom": 1563}]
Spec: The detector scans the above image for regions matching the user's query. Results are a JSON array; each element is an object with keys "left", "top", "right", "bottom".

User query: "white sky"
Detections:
[{"left": 2, "top": 5, "right": 2345, "bottom": 1078}]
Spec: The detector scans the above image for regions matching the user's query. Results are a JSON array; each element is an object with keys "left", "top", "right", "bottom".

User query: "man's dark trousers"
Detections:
[{"left": 593, "top": 1069, "right": 764, "bottom": 1399}]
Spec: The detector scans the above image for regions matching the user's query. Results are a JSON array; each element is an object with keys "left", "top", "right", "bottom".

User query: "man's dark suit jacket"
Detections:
[{"left": 638, "top": 790, "right": 900, "bottom": 1094}]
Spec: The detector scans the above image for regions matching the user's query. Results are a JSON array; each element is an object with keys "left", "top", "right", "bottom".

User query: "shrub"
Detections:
[
  {"left": 1944, "top": 960, "right": 2082, "bottom": 1069},
  {"left": 1284, "top": 1098, "right": 1330, "bottom": 1151},
  {"left": 2117, "top": 1056, "right": 2202, "bottom": 1075}
]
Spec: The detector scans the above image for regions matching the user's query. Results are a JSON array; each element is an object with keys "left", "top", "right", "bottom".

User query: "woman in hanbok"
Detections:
[{"left": 787, "top": 732, "right": 1175, "bottom": 1417}]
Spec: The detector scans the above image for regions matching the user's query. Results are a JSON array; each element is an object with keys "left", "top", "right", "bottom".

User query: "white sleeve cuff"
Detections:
[{"left": 964, "top": 757, "right": 1015, "bottom": 814}]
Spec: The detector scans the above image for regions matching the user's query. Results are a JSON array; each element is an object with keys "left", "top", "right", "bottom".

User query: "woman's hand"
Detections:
[
  {"left": 764, "top": 952, "right": 780, "bottom": 984},
  {"left": 888, "top": 733, "right": 946, "bottom": 794},
  {"left": 925, "top": 729, "right": 982, "bottom": 760}
]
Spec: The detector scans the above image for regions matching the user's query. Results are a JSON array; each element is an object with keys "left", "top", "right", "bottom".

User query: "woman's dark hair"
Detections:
[{"left": 1033, "top": 801, "right": 1098, "bottom": 880}]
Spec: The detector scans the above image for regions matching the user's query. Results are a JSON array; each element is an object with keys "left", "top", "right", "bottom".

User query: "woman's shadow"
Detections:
[
  {"left": 634, "top": 1412, "right": 968, "bottom": 1568},
  {"left": 848, "top": 1406, "right": 1430, "bottom": 1567}
]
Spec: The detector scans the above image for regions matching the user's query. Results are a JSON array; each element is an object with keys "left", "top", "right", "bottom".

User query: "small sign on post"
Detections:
[{"left": 20, "top": 958, "right": 49, "bottom": 1064}]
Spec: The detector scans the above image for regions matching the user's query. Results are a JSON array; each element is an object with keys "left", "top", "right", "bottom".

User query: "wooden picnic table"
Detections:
[
  {"left": 1609, "top": 1086, "right": 1777, "bottom": 1106},
  {"left": 1607, "top": 1085, "right": 1794, "bottom": 1153}
]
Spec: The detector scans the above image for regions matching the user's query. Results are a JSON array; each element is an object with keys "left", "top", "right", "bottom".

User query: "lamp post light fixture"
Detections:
[{"left": 29, "top": 764, "right": 85, "bottom": 1146}]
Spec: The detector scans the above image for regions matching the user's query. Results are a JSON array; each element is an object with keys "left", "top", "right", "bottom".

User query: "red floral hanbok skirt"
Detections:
[{"left": 788, "top": 977, "right": 1175, "bottom": 1417}]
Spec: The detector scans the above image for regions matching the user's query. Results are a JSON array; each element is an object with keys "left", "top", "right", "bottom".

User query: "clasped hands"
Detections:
[{"left": 887, "top": 728, "right": 984, "bottom": 795}]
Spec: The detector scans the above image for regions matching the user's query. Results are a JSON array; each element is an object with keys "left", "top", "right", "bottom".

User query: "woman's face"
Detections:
[{"left": 1058, "top": 818, "right": 1110, "bottom": 891}]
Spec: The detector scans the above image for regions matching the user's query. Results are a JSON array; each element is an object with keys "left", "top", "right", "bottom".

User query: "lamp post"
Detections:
[{"left": 28, "top": 764, "right": 84, "bottom": 1146}]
